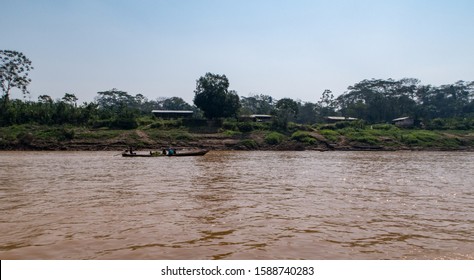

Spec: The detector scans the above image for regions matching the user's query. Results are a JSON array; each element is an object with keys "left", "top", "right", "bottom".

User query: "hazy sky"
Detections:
[{"left": 2, "top": 0, "right": 473, "bottom": 104}]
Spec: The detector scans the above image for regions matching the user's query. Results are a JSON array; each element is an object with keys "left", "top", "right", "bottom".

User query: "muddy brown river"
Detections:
[{"left": 0, "top": 151, "right": 473, "bottom": 259}]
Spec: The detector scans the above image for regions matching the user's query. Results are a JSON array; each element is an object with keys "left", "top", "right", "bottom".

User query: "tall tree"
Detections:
[
  {"left": 158, "top": 97, "right": 193, "bottom": 110},
  {"left": 193, "top": 73, "right": 240, "bottom": 119},
  {"left": 273, "top": 98, "right": 299, "bottom": 129},
  {"left": 0, "top": 50, "right": 34, "bottom": 104},
  {"left": 240, "top": 94, "right": 275, "bottom": 115}
]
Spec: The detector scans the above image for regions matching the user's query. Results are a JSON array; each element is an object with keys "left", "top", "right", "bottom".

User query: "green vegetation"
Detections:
[{"left": 264, "top": 132, "right": 285, "bottom": 145}]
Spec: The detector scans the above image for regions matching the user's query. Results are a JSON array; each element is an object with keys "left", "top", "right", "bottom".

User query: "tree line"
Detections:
[{"left": 1, "top": 51, "right": 474, "bottom": 130}]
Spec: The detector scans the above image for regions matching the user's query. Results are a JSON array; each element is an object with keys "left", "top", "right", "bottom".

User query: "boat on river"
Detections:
[{"left": 121, "top": 149, "right": 209, "bottom": 157}]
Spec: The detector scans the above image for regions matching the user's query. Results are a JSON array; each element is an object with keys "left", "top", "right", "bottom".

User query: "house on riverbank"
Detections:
[
  {"left": 326, "top": 116, "right": 358, "bottom": 123},
  {"left": 239, "top": 114, "right": 273, "bottom": 122},
  {"left": 392, "top": 117, "right": 414, "bottom": 127},
  {"left": 152, "top": 110, "right": 194, "bottom": 119}
]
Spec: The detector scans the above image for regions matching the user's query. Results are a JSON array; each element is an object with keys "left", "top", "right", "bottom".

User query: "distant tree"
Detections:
[
  {"left": 62, "top": 93, "right": 78, "bottom": 107},
  {"left": 94, "top": 89, "right": 139, "bottom": 128},
  {"left": 296, "top": 101, "right": 318, "bottom": 124},
  {"left": 38, "top": 95, "right": 53, "bottom": 103},
  {"left": 95, "top": 88, "right": 135, "bottom": 110},
  {"left": 158, "top": 97, "right": 193, "bottom": 111},
  {"left": 273, "top": 98, "right": 299, "bottom": 129},
  {"left": 337, "top": 78, "right": 418, "bottom": 123},
  {"left": 0, "top": 50, "right": 34, "bottom": 104},
  {"left": 317, "top": 89, "right": 337, "bottom": 119},
  {"left": 193, "top": 73, "right": 240, "bottom": 119},
  {"left": 240, "top": 93, "right": 275, "bottom": 115}
]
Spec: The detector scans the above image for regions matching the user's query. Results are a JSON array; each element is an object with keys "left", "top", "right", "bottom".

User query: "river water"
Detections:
[{"left": 0, "top": 151, "right": 473, "bottom": 259}]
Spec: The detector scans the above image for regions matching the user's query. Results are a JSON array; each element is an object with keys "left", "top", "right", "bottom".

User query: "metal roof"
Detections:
[{"left": 151, "top": 110, "right": 194, "bottom": 114}]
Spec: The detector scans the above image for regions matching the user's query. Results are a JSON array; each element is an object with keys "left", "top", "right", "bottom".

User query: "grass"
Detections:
[
  {"left": 264, "top": 132, "right": 285, "bottom": 145},
  {"left": 1, "top": 120, "right": 473, "bottom": 150}
]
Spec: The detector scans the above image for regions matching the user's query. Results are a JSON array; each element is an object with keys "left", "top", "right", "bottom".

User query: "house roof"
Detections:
[
  {"left": 392, "top": 117, "right": 412, "bottom": 122},
  {"left": 326, "top": 116, "right": 358, "bottom": 121},
  {"left": 151, "top": 110, "right": 194, "bottom": 114}
]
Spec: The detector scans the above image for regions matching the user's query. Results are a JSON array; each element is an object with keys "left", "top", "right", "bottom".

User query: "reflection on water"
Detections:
[{"left": 0, "top": 151, "right": 473, "bottom": 259}]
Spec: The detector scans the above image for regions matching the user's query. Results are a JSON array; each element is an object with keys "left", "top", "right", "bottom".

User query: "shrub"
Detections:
[
  {"left": 111, "top": 117, "right": 138, "bottom": 129},
  {"left": 319, "top": 129, "right": 339, "bottom": 142},
  {"left": 264, "top": 132, "right": 285, "bottom": 145},
  {"left": 372, "top": 124, "right": 397, "bottom": 130},
  {"left": 237, "top": 122, "right": 253, "bottom": 133},
  {"left": 291, "top": 131, "right": 318, "bottom": 144},
  {"left": 240, "top": 139, "right": 258, "bottom": 149},
  {"left": 401, "top": 131, "right": 440, "bottom": 146},
  {"left": 345, "top": 131, "right": 380, "bottom": 146},
  {"left": 174, "top": 132, "right": 194, "bottom": 141}
]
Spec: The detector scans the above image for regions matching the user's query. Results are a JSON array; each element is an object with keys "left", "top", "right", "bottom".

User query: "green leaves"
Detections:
[
  {"left": 0, "top": 50, "right": 34, "bottom": 101},
  {"left": 193, "top": 72, "right": 240, "bottom": 119}
]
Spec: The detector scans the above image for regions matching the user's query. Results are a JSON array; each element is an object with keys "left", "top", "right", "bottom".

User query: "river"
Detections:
[{"left": 0, "top": 151, "right": 473, "bottom": 259}]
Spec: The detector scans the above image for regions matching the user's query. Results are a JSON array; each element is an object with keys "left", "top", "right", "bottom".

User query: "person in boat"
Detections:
[
  {"left": 127, "top": 146, "right": 135, "bottom": 155},
  {"left": 167, "top": 148, "right": 175, "bottom": 155}
]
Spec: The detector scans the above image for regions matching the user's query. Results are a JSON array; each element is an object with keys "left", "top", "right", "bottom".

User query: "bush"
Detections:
[
  {"left": 17, "top": 132, "right": 34, "bottom": 145},
  {"left": 111, "top": 118, "right": 138, "bottom": 129},
  {"left": 174, "top": 132, "right": 194, "bottom": 141},
  {"left": 182, "top": 118, "right": 208, "bottom": 127},
  {"left": 291, "top": 131, "right": 318, "bottom": 144},
  {"left": 240, "top": 139, "right": 258, "bottom": 149},
  {"left": 372, "top": 124, "right": 397, "bottom": 130},
  {"left": 345, "top": 131, "right": 380, "bottom": 146},
  {"left": 401, "top": 131, "right": 441, "bottom": 146},
  {"left": 319, "top": 129, "right": 339, "bottom": 142},
  {"left": 237, "top": 122, "right": 253, "bottom": 133},
  {"left": 265, "top": 132, "right": 285, "bottom": 145}
]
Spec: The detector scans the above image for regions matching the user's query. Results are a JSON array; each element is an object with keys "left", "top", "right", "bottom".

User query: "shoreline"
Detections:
[{"left": 1, "top": 125, "right": 473, "bottom": 152}]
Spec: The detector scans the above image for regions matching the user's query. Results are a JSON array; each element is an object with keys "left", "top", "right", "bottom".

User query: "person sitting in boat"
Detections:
[
  {"left": 167, "top": 148, "right": 175, "bottom": 155},
  {"left": 127, "top": 146, "right": 135, "bottom": 155}
]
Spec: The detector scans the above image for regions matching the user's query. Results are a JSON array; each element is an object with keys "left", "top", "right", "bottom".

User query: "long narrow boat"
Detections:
[{"left": 121, "top": 149, "right": 209, "bottom": 157}]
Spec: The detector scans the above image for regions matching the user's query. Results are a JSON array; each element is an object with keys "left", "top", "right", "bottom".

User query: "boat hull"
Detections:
[{"left": 122, "top": 149, "right": 209, "bottom": 157}]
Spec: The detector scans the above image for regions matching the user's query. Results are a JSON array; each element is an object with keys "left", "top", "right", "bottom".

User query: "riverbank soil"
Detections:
[{"left": 1, "top": 123, "right": 474, "bottom": 151}]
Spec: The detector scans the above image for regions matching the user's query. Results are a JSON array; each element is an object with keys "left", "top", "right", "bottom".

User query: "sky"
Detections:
[{"left": 2, "top": 0, "right": 474, "bottom": 104}]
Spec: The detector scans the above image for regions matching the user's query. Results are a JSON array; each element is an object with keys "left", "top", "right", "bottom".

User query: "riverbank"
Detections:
[{"left": 1, "top": 123, "right": 474, "bottom": 152}]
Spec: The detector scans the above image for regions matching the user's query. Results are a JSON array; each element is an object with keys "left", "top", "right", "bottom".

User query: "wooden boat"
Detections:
[{"left": 122, "top": 149, "right": 209, "bottom": 157}]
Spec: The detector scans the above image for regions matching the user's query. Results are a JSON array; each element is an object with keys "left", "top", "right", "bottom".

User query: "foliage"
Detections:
[
  {"left": 240, "top": 94, "right": 274, "bottom": 115},
  {"left": 264, "top": 132, "right": 285, "bottom": 145},
  {"left": 193, "top": 73, "right": 240, "bottom": 119},
  {"left": 424, "top": 118, "right": 474, "bottom": 130},
  {"left": 272, "top": 98, "right": 299, "bottom": 130},
  {"left": 319, "top": 129, "right": 340, "bottom": 142},
  {"left": 239, "top": 139, "right": 258, "bottom": 149},
  {"left": 291, "top": 131, "right": 317, "bottom": 144},
  {"left": 344, "top": 131, "right": 380, "bottom": 146},
  {"left": 0, "top": 50, "right": 33, "bottom": 103},
  {"left": 156, "top": 96, "right": 194, "bottom": 111},
  {"left": 237, "top": 122, "right": 253, "bottom": 133}
]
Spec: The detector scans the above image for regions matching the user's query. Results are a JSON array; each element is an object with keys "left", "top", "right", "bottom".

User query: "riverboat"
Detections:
[{"left": 121, "top": 149, "right": 209, "bottom": 157}]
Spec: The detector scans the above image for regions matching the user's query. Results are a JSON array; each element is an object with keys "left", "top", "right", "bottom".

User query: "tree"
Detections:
[
  {"left": 240, "top": 93, "right": 275, "bottom": 115},
  {"left": 193, "top": 73, "right": 240, "bottom": 119},
  {"left": 337, "top": 78, "right": 418, "bottom": 123},
  {"left": 273, "top": 98, "right": 299, "bottom": 129},
  {"left": 158, "top": 97, "right": 193, "bottom": 111},
  {"left": 0, "top": 50, "right": 34, "bottom": 104},
  {"left": 62, "top": 93, "right": 78, "bottom": 107},
  {"left": 317, "top": 89, "right": 337, "bottom": 120}
]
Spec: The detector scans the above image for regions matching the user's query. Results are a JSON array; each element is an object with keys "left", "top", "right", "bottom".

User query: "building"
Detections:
[
  {"left": 392, "top": 117, "right": 414, "bottom": 127},
  {"left": 152, "top": 110, "right": 194, "bottom": 119},
  {"left": 326, "top": 116, "right": 358, "bottom": 123},
  {"left": 239, "top": 114, "right": 273, "bottom": 122}
]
